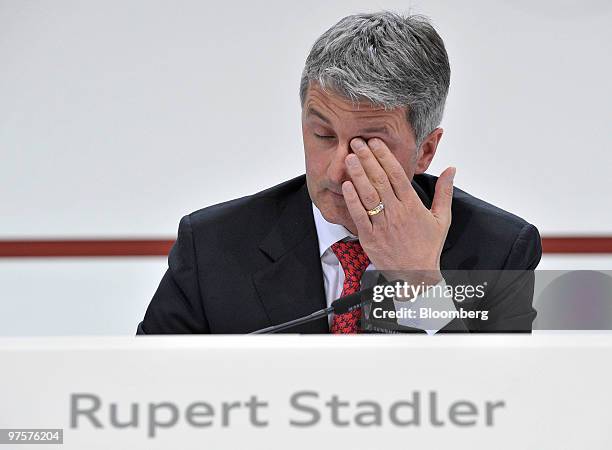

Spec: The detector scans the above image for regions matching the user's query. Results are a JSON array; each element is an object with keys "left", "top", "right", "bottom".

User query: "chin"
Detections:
[{"left": 319, "top": 200, "right": 355, "bottom": 231}]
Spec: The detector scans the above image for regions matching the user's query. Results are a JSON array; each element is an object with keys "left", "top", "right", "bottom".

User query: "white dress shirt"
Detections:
[{"left": 311, "top": 203, "right": 455, "bottom": 334}]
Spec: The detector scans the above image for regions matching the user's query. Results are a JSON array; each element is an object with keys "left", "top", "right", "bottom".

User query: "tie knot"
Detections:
[{"left": 330, "top": 240, "right": 370, "bottom": 280}]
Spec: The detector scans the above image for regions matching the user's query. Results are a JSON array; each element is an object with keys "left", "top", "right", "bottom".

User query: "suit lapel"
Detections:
[
  {"left": 250, "top": 175, "right": 456, "bottom": 334},
  {"left": 252, "top": 182, "right": 329, "bottom": 333}
]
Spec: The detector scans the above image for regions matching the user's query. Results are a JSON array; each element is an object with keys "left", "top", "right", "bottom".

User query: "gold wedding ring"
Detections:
[{"left": 366, "top": 202, "right": 385, "bottom": 216}]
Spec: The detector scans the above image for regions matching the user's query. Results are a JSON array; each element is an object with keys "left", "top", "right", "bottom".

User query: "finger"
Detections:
[
  {"left": 350, "top": 138, "right": 398, "bottom": 206},
  {"left": 431, "top": 166, "right": 456, "bottom": 226},
  {"left": 341, "top": 180, "right": 373, "bottom": 235},
  {"left": 367, "top": 137, "right": 419, "bottom": 204},
  {"left": 345, "top": 153, "right": 382, "bottom": 211}
]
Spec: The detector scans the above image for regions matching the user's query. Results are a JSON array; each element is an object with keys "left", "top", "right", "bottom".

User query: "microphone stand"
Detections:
[{"left": 249, "top": 307, "right": 334, "bottom": 334}]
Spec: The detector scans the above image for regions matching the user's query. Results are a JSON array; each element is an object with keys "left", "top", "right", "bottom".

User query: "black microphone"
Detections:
[
  {"left": 330, "top": 289, "right": 372, "bottom": 314},
  {"left": 249, "top": 288, "right": 376, "bottom": 334}
]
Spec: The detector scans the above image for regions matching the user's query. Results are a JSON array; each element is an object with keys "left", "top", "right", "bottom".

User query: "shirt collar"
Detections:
[{"left": 311, "top": 203, "right": 357, "bottom": 257}]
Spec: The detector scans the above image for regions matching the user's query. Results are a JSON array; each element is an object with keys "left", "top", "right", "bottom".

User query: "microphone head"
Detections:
[{"left": 331, "top": 289, "right": 372, "bottom": 314}]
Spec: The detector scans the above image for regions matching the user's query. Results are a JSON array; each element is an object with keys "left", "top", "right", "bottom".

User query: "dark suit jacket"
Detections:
[{"left": 137, "top": 174, "right": 542, "bottom": 334}]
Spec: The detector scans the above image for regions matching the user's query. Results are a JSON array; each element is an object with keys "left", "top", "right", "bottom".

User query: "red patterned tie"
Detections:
[{"left": 330, "top": 240, "right": 370, "bottom": 334}]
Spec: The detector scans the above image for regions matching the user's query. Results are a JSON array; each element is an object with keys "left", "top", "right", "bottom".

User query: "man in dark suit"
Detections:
[{"left": 137, "top": 12, "right": 541, "bottom": 335}]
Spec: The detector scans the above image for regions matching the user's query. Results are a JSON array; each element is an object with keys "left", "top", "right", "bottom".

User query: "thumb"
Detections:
[{"left": 431, "top": 166, "right": 455, "bottom": 225}]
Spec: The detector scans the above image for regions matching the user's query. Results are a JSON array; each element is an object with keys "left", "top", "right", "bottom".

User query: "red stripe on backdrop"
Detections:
[
  {"left": 541, "top": 237, "right": 612, "bottom": 254},
  {"left": 0, "top": 237, "right": 611, "bottom": 257},
  {"left": 0, "top": 240, "right": 174, "bottom": 257}
]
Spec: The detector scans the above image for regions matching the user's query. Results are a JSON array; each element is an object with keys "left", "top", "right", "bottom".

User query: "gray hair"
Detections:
[{"left": 299, "top": 11, "right": 450, "bottom": 148}]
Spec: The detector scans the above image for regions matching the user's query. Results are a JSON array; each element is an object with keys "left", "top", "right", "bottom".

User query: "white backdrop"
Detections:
[
  {"left": 1, "top": 0, "right": 611, "bottom": 237},
  {"left": 0, "top": 0, "right": 611, "bottom": 335}
]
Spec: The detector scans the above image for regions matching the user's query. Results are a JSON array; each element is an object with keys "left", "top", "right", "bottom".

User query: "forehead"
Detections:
[{"left": 302, "top": 84, "right": 406, "bottom": 132}]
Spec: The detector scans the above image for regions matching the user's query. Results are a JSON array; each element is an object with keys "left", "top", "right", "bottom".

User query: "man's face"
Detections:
[{"left": 302, "top": 84, "right": 423, "bottom": 232}]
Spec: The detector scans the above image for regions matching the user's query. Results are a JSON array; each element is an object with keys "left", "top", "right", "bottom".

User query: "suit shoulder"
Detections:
[
  {"left": 453, "top": 186, "right": 530, "bottom": 232},
  {"left": 418, "top": 173, "right": 527, "bottom": 221},
  {"left": 416, "top": 173, "right": 538, "bottom": 243},
  {"left": 184, "top": 174, "right": 306, "bottom": 231}
]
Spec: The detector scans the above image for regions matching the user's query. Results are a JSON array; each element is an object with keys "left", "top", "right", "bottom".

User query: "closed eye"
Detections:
[{"left": 314, "top": 133, "right": 336, "bottom": 140}]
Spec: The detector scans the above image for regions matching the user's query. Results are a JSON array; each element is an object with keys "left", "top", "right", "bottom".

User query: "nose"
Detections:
[{"left": 326, "top": 139, "right": 352, "bottom": 189}]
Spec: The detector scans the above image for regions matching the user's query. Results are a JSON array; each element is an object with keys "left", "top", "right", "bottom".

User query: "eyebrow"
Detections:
[{"left": 306, "top": 107, "right": 391, "bottom": 135}]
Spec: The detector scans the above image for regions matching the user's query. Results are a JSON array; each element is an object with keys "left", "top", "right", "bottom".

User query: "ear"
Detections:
[{"left": 414, "top": 128, "right": 443, "bottom": 174}]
